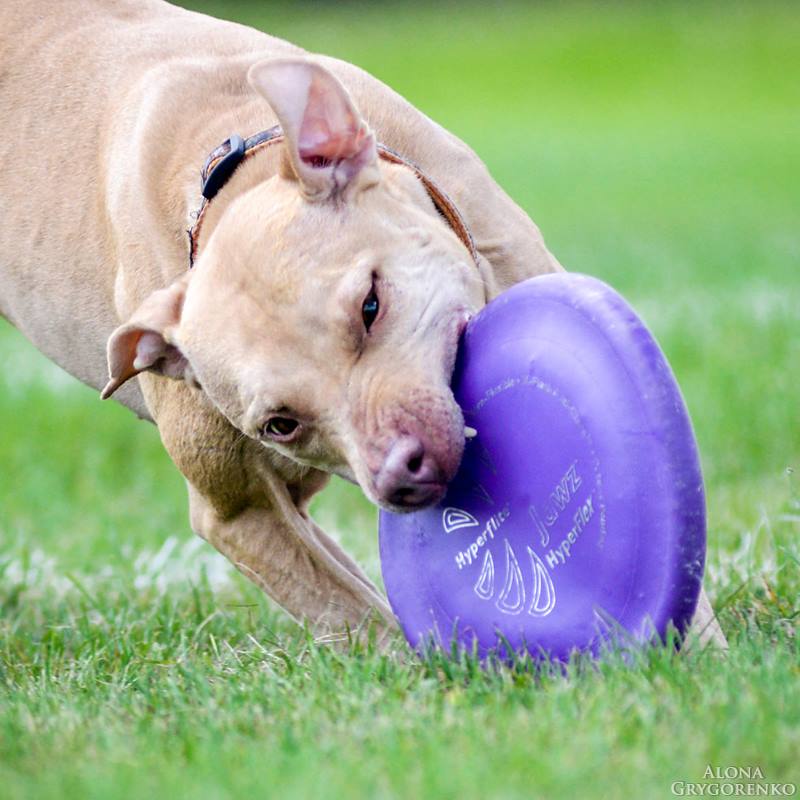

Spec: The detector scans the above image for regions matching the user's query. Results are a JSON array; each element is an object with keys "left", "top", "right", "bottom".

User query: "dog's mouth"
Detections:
[
  {"left": 383, "top": 481, "right": 447, "bottom": 512},
  {"left": 442, "top": 308, "right": 471, "bottom": 383}
]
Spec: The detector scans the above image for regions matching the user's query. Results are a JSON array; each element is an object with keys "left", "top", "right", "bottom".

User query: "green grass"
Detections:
[{"left": 1, "top": 2, "right": 799, "bottom": 798}]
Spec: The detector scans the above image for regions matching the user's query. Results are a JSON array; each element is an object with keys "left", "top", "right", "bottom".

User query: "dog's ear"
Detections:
[
  {"left": 248, "top": 58, "right": 379, "bottom": 200},
  {"left": 101, "top": 274, "right": 196, "bottom": 399}
]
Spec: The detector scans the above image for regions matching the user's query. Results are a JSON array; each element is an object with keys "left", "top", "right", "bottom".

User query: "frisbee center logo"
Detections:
[{"left": 450, "top": 505, "right": 556, "bottom": 618}]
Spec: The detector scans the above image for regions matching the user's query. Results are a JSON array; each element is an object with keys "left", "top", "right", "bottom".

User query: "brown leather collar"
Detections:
[{"left": 187, "top": 126, "right": 479, "bottom": 268}]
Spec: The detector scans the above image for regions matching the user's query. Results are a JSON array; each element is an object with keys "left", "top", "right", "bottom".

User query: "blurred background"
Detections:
[{"left": 1, "top": 0, "right": 798, "bottom": 595}]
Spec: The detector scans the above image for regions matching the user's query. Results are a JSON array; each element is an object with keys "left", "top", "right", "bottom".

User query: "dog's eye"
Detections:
[
  {"left": 262, "top": 417, "right": 300, "bottom": 441},
  {"left": 362, "top": 287, "right": 380, "bottom": 332}
]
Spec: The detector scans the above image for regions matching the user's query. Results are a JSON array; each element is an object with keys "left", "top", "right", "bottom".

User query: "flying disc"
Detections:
[{"left": 378, "top": 273, "right": 705, "bottom": 661}]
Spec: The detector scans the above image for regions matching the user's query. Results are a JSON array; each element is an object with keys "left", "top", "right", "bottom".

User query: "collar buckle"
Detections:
[{"left": 201, "top": 134, "right": 245, "bottom": 200}]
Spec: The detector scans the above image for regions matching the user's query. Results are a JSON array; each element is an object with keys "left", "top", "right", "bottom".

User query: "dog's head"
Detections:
[{"left": 103, "top": 58, "right": 486, "bottom": 511}]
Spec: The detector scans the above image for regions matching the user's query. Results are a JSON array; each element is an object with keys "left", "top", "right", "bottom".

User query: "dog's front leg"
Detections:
[
  {"left": 143, "top": 378, "right": 396, "bottom": 643},
  {"left": 187, "top": 483, "right": 396, "bottom": 644}
]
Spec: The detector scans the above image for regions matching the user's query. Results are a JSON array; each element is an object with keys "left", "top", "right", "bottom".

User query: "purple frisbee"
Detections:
[{"left": 379, "top": 273, "right": 705, "bottom": 661}]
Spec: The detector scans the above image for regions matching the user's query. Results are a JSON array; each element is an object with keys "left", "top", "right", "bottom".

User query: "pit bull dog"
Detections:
[{"left": 0, "top": 0, "right": 725, "bottom": 648}]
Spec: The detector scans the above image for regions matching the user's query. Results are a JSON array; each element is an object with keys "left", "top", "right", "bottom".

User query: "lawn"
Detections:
[{"left": 1, "top": 2, "right": 798, "bottom": 798}]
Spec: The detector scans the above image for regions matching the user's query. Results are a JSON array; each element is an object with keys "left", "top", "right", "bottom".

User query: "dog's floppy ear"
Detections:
[
  {"left": 248, "top": 57, "right": 379, "bottom": 201},
  {"left": 101, "top": 274, "right": 196, "bottom": 399}
]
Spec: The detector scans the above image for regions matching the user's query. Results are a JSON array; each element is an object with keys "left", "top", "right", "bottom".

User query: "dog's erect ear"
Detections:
[
  {"left": 101, "top": 274, "right": 196, "bottom": 399},
  {"left": 248, "top": 58, "right": 379, "bottom": 200}
]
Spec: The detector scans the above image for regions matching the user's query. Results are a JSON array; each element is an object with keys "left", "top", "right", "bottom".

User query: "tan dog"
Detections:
[{"left": 0, "top": 0, "right": 724, "bottom": 648}]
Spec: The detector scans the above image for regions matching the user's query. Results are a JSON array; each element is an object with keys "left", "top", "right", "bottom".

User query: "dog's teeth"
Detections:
[{"left": 464, "top": 426, "right": 477, "bottom": 439}]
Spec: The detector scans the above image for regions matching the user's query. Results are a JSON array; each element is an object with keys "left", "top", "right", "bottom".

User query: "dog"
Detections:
[{"left": 0, "top": 0, "right": 725, "bottom": 648}]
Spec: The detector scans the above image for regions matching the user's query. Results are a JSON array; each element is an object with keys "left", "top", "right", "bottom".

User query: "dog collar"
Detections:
[{"left": 187, "top": 125, "right": 480, "bottom": 269}]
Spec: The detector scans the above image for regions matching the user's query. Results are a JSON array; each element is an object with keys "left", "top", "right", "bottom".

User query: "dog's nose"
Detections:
[{"left": 376, "top": 435, "right": 446, "bottom": 509}]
